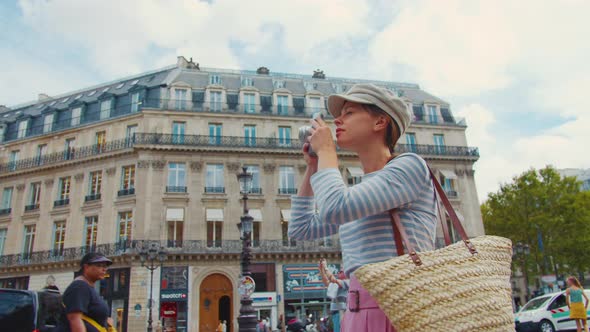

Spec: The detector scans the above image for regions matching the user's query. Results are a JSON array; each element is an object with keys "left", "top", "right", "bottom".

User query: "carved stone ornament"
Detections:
[
  {"left": 456, "top": 169, "right": 465, "bottom": 176},
  {"left": 151, "top": 160, "right": 166, "bottom": 170},
  {"left": 263, "top": 163, "right": 276, "bottom": 174},
  {"left": 16, "top": 183, "right": 25, "bottom": 191},
  {"left": 106, "top": 167, "right": 116, "bottom": 176},
  {"left": 137, "top": 160, "right": 151, "bottom": 169},
  {"left": 298, "top": 165, "right": 307, "bottom": 173},
  {"left": 226, "top": 162, "right": 241, "bottom": 172},
  {"left": 44, "top": 179, "right": 54, "bottom": 186},
  {"left": 466, "top": 170, "right": 475, "bottom": 177},
  {"left": 74, "top": 173, "right": 84, "bottom": 181},
  {"left": 190, "top": 161, "right": 202, "bottom": 172}
]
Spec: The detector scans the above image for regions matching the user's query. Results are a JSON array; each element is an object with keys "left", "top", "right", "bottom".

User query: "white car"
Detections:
[{"left": 515, "top": 290, "right": 590, "bottom": 332}]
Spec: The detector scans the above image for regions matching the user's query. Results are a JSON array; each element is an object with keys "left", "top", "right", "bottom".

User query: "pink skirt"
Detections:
[{"left": 341, "top": 275, "right": 396, "bottom": 332}]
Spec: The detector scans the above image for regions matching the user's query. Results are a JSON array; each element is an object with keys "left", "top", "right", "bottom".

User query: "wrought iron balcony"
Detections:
[
  {"left": 85, "top": 193, "right": 101, "bottom": 202},
  {"left": 24, "top": 204, "right": 39, "bottom": 212},
  {"left": 445, "top": 190, "right": 458, "bottom": 198},
  {"left": 0, "top": 208, "right": 10, "bottom": 216},
  {"left": 205, "top": 187, "right": 225, "bottom": 194},
  {"left": 278, "top": 188, "right": 298, "bottom": 195},
  {"left": 249, "top": 187, "right": 262, "bottom": 194},
  {"left": 207, "top": 240, "right": 223, "bottom": 248},
  {"left": 166, "top": 186, "right": 187, "bottom": 193},
  {"left": 53, "top": 198, "right": 70, "bottom": 207},
  {"left": 117, "top": 188, "right": 135, "bottom": 197}
]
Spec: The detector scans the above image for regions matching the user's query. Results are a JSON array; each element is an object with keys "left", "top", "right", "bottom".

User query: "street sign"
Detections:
[{"left": 239, "top": 276, "right": 256, "bottom": 297}]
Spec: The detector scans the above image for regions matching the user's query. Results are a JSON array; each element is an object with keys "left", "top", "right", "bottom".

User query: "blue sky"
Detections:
[{"left": 1, "top": 0, "right": 588, "bottom": 202}]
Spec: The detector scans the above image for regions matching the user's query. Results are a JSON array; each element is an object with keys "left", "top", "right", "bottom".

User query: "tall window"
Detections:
[
  {"left": 0, "top": 229, "right": 6, "bottom": 255},
  {"left": 166, "top": 208, "right": 184, "bottom": 248},
  {"left": 277, "top": 95, "right": 288, "bottom": 115},
  {"left": 244, "top": 125, "right": 256, "bottom": 146},
  {"left": 206, "top": 209, "right": 223, "bottom": 248},
  {"left": 84, "top": 216, "right": 98, "bottom": 250},
  {"left": 309, "top": 97, "right": 321, "bottom": 113},
  {"left": 28, "top": 182, "right": 41, "bottom": 208},
  {"left": 209, "top": 123, "right": 222, "bottom": 145},
  {"left": 121, "top": 165, "right": 135, "bottom": 190},
  {"left": 9, "top": 150, "right": 19, "bottom": 171},
  {"left": 2, "top": 188, "right": 13, "bottom": 211},
  {"left": 117, "top": 211, "right": 133, "bottom": 246},
  {"left": 428, "top": 105, "right": 438, "bottom": 124},
  {"left": 96, "top": 131, "right": 106, "bottom": 152},
  {"left": 281, "top": 210, "right": 295, "bottom": 246},
  {"left": 406, "top": 132, "right": 417, "bottom": 153},
  {"left": 433, "top": 134, "right": 446, "bottom": 154},
  {"left": 279, "top": 166, "right": 295, "bottom": 194},
  {"left": 52, "top": 221, "right": 66, "bottom": 257},
  {"left": 58, "top": 177, "right": 71, "bottom": 201},
  {"left": 167, "top": 163, "right": 186, "bottom": 192},
  {"left": 244, "top": 93, "right": 256, "bottom": 113},
  {"left": 245, "top": 165, "right": 260, "bottom": 193},
  {"left": 88, "top": 171, "right": 102, "bottom": 197},
  {"left": 36, "top": 144, "right": 47, "bottom": 165},
  {"left": 71, "top": 107, "right": 81, "bottom": 126},
  {"left": 278, "top": 126, "right": 291, "bottom": 146},
  {"left": 249, "top": 209, "right": 262, "bottom": 247},
  {"left": 23, "top": 225, "right": 36, "bottom": 257},
  {"left": 209, "top": 75, "right": 221, "bottom": 85},
  {"left": 131, "top": 92, "right": 140, "bottom": 113},
  {"left": 126, "top": 125, "right": 138, "bottom": 144},
  {"left": 43, "top": 114, "right": 54, "bottom": 133},
  {"left": 64, "top": 138, "right": 75, "bottom": 160},
  {"left": 100, "top": 100, "right": 112, "bottom": 119},
  {"left": 175, "top": 89, "right": 187, "bottom": 110},
  {"left": 172, "top": 122, "right": 186, "bottom": 144},
  {"left": 17, "top": 120, "right": 28, "bottom": 139},
  {"left": 205, "top": 164, "right": 224, "bottom": 193},
  {"left": 210, "top": 91, "right": 222, "bottom": 112}
]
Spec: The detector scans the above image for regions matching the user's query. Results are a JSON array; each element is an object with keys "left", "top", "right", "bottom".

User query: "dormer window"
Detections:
[
  {"left": 332, "top": 83, "right": 347, "bottom": 94},
  {"left": 17, "top": 120, "right": 28, "bottom": 139},
  {"left": 71, "top": 107, "right": 82, "bottom": 126},
  {"left": 43, "top": 114, "right": 54, "bottom": 133},
  {"left": 210, "top": 75, "right": 222, "bottom": 85},
  {"left": 274, "top": 80, "right": 286, "bottom": 89},
  {"left": 100, "top": 100, "right": 112, "bottom": 120},
  {"left": 241, "top": 76, "right": 254, "bottom": 87},
  {"left": 304, "top": 82, "right": 318, "bottom": 91}
]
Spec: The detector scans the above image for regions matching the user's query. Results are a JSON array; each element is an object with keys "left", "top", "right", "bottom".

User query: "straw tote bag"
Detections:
[{"left": 354, "top": 167, "right": 515, "bottom": 332}]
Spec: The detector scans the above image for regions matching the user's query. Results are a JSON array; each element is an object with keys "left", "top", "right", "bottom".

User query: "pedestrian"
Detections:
[
  {"left": 217, "top": 320, "right": 223, "bottom": 332},
  {"left": 57, "top": 252, "right": 116, "bottom": 332},
  {"left": 289, "top": 83, "right": 437, "bottom": 332},
  {"left": 222, "top": 320, "right": 227, "bottom": 332},
  {"left": 318, "top": 258, "right": 348, "bottom": 332},
  {"left": 566, "top": 276, "right": 589, "bottom": 332}
]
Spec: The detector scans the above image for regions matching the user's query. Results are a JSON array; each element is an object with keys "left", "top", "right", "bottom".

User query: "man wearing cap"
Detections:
[
  {"left": 58, "top": 252, "right": 116, "bottom": 332},
  {"left": 288, "top": 84, "right": 437, "bottom": 331}
]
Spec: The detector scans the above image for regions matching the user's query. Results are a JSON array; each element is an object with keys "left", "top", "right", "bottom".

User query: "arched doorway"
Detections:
[{"left": 199, "top": 273, "right": 233, "bottom": 332}]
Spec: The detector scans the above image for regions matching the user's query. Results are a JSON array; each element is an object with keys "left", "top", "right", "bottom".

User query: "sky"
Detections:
[{"left": 0, "top": 0, "right": 588, "bottom": 202}]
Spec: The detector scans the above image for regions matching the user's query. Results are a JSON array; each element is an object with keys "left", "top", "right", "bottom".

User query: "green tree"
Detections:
[{"left": 482, "top": 166, "right": 590, "bottom": 282}]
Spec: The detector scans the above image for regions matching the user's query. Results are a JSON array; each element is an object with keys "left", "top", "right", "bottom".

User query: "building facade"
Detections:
[{"left": 0, "top": 56, "right": 483, "bottom": 332}]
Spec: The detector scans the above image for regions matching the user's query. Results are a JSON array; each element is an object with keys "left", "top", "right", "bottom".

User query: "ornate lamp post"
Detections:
[
  {"left": 513, "top": 242, "right": 531, "bottom": 301},
  {"left": 139, "top": 242, "right": 167, "bottom": 332},
  {"left": 236, "top": 167, "right": 258, "bottom": 332}
]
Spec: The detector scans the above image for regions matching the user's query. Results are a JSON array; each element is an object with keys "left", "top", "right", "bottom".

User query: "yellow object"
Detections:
[
  {"left": 81, "top": 314, "right": 118, "bottom": 332},
  {"left": 570, "top": 302, "right": 587, "bottom": 319}
]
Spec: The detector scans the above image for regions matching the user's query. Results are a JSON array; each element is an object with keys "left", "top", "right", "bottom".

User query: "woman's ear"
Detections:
[{"left": 373, "top": 115, "right": 390, "bottom": 131}]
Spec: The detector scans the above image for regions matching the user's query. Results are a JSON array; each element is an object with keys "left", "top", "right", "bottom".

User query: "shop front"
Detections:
[
  {"left": 160, "top": 266, "right": 189, "bottom": 332},
  {"left": 98, "top": 268, "right": 130, "bottom": 332},
  {"left": 251, "top": 292, "right": 278, "bottom": 330}
]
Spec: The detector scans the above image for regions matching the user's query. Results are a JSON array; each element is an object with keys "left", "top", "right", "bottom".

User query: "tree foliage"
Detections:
[{"left": 482, "top": 166, "right": 590, "bottom": 280}]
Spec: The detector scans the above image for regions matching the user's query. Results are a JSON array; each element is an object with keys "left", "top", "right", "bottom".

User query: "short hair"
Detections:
[{"left": 363, "top": 104, "right": 399, "bottom": 152}]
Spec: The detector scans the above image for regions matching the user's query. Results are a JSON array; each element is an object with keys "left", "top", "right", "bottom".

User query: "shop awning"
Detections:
[
  {"left": 206, "top": 209, "right": 224, "bottom": 222},
  {"left": 281, "top": 209, "right": 292, "bottom": 222},
  {"left": 249, "top": 209, "right": 263, "bottom": 222},
  {"left": 347, "top": 167, "right": 364, "bottom": 178},
  {"left": 439, "top": 169, "right": 457, "bottom": 179},
  {"left": 166, "top": 208, "right": 184, "bottom": 221}
]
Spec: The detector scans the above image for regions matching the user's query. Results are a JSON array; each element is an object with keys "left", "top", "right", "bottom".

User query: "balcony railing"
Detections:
[
  {"left": 249, "top": 187, "right": 262, "bottom": 194},
  {"left": 54, "top": 198, "right": 70, "bottom": 207},
  {"left": 117, "top": 188, "right": 135, "bottom": 197},
  {"left": 166, "top": 186, "right": 187, "bottom": 193},
  {"left": 0, "top": 134, "right": 479, "bottom": 174},
  {"left": 0, "top": 240, "right": 341, "bottom": 268},
  {"left": 205, "top": 187, "right": 225, "bottom": 194},
  {"left": 278, "top": 188, "right": 298, "bottom": 195},
  {"left": 24, "top": 204, "right": 39, "bottom": 212},
  {"left": 0, "top": 208, "right": 10, "bottom": 216},
  {"left": 445, "top": 190, "right": 458, "bottom": 198},
  {"left": 85, "top": 193, "right": 101, "bottom": 202}
]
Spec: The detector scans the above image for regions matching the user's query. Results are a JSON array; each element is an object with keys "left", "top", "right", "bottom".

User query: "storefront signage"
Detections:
[
  {"left": 282, "top": 263, "right": 340, "bottom": 300},
  {"left": 161, "top": 302, "right": 178, "bottom": 318},
  {"left": 160, "top": 290, "right": 188, "bottom": 301},
  {"left": 252, "top": 296, "right": 273, "bottom": 303}
]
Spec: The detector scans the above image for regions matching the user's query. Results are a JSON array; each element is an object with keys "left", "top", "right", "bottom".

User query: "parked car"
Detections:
[
  {"left": 0, "top": 288, "right": 62, "bottom": 332},
  {"left": 515, "top": 290, "right": 590, "bottom": 332}
]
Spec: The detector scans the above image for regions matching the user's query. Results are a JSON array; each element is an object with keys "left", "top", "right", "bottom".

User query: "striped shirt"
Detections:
[{"left": 289, "top": 153, "right": 437, "bottom": 276}]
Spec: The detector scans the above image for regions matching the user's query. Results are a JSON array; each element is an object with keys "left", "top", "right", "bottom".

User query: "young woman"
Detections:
[
  {"left": 289, "top": 83, "right": 437, "bottom": 332},
  {"left": 318, "top": 258, "right": 348, "bottom": 332},
  {"left": 59, "top": 252, "right": 114, "bottom": 332},
  {"left": 566, "top": 276, "right": 589, "bottom": 332}
]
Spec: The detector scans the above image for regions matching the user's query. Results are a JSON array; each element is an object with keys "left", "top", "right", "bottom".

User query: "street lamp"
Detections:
[
  {"left": 139, "top": 242, "right": 167, "bottom": 332},
  {"left": 513, "top": 242, "right": 531, "bottom": 301},
  {"left": 236, "top": 167, "right": 258, "bottom": 332}
]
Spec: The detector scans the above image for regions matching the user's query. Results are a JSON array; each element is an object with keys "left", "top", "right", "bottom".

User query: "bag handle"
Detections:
[{"left": 388, "top": 166, "right": 477, "bottom": 266}]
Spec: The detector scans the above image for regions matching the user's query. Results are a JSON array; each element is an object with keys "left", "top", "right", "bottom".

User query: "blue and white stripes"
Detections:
[{"left": 289, "top": 153, "right": 437, "bottom": 276}]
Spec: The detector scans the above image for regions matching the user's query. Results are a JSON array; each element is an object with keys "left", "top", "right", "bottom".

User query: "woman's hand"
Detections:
[{"left": 308, "top": 116, "right": 336, "bottom": 157}]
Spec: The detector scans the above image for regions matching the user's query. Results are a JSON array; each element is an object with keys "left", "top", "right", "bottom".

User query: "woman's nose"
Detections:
[{"left": 334, "top": 117, "right": 343, "bottom": 125}]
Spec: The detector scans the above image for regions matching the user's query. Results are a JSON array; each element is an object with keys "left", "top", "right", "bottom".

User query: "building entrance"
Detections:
[{"left": 199, "top": 273, "right": 233, "bottom": 332}]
